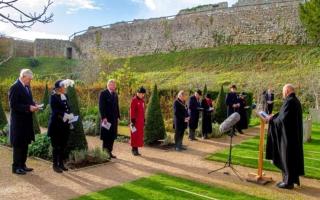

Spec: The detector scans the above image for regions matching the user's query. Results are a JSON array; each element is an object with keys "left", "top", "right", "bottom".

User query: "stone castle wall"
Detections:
[
  {"left": 34, "top": 39, "right": 78, "bottom": 58},
  {"left": 0, "top": 37, "right": 33, "bottom": 58},
  {"left": 72, "top": 0, "right": 306, "bottom": 58}
]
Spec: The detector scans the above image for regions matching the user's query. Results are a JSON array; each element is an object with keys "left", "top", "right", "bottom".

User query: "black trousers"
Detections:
[
  {"left": 267, "top": 104, "right": 273, "bottom": 114},
  {"left": 12, "top": 144, "right": 28, "bottom": 170},
  {"left": 175, "top": 129, "right": 185, "bottom": 148},
  {"left": 103, "top": 139, "right": 115, "bottom": 153},
  {"left": 282, "top": 172, "right": 300, "bottom": 185},
  {"left": 52, "top": 146, "right": 66, "bottom": 167}
]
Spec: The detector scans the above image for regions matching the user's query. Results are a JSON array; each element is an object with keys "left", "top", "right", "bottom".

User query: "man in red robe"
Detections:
[{"left": 130, "top": 87, "right": 146, "bottom": 156}]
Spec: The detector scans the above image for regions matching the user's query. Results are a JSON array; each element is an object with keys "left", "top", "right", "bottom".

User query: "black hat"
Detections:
[
  {"left": 206, "top": 93, "right": 211, "bottom": 99},
  {"left": 54, "top": 80, "right": 63, "bottom": 89},
  {"left": 196, "top": 89, "right": 202, "bottom": 96},
  {"left": 137, "top": 86, "right": 146, "bottom": 93}
]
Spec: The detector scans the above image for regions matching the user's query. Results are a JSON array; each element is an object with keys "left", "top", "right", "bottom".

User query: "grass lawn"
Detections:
[
  {"left": 207, "top": 124, "right": 320, "bottom": 180},
  {"left": 73, "top": 174, "right": 267, "bottom": 200}
]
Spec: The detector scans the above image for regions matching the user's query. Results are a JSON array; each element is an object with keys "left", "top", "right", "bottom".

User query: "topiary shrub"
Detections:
[
  {"left": 42, "top": 83, "right": 50, "bottom": 108},
  {"left": 38, "top": 105, "right": 51, "bottom": 128},
  {"left": 214, "top": 85, "right": 227, "bottom": 124},
  {"left": 144, "top": 84, "right": 166, "bottom": 144},
  {"left": 32, "top": 112, "right": 41, "bottom": 135},
  {"left": 28, "top": 134, "right": 52, "bottom": 160},
  {"left": 95, "top": 114, "right": 101, "bottom": 136},
  {"left": 0, "top": 96, "right": 7, "bottom": 130},
  {"left": 66, "top": 86, "right": 88, "bottom": 155}
]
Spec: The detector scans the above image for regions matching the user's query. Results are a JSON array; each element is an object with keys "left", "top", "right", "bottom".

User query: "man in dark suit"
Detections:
[
  {"left": 225, "top": 85, "right": 242, "bottom": 134},
  {"left": 9, "top": 69, "right": 40, "bottom": 175},
  {"left": 99, "top": 79, "right": 120, "bottom": 159},
  {"left": 188, "top": 89, "right": 202, "bottom": 141},
  {"left": 173, "top": 90, "right": 189, "bottom": 151},
  {"left": 264, "top": 88, "right": 274, "bottom": 114}
]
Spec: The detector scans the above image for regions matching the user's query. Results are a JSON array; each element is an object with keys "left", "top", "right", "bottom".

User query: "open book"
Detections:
[{"left": 257, "top": 111, "right": 270, "bottom": 119}]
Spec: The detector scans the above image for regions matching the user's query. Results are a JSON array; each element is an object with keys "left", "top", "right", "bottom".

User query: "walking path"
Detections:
[{"left": 1, "top": 127, "right": 319, "bottom": 200}]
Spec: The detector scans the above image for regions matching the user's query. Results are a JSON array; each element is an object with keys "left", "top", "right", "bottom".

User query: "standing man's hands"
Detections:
[{"left": 29, "top": 105, "right": 39, "bottom": 112}]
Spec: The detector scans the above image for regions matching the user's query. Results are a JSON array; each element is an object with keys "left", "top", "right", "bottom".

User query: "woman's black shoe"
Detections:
[{"left": 53, "top": 165, "right": 63, "bottom": 173}]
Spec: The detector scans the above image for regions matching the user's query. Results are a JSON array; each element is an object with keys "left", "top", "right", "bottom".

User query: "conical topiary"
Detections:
[
  {"left": 32, "top": 112, "right": 41, "bottom": 134},
  {"left": 42, "top": 83, "right": 50, "bottom": 108},
  {"left": 203, "top": 84, "right": 208, "bottom": 97},
  {"left": 214, "top": 85, "right": 227, "bottom": 123},
  {"left": 66, "top": 86, "right": 88, "bottom": 155},
  {"left": 144, "top": 84, "right": 166, "bottom": 144},
  {"left": 38, "top": 105, "right": 51, "bottom": 128},
  {"left": 95, "top": 114, "right": 101, "bottom": 136},
  {"left": 0, "top": 96, "right": 7, "bottom": 130}
]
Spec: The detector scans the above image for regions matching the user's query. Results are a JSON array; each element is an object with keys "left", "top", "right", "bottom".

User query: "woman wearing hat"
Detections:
[
  {"left": 48, "top": 80, "right": 73, "bottom": 173},
  {"left": 129, "top": 87, "right": 146, "bottom": 156}
]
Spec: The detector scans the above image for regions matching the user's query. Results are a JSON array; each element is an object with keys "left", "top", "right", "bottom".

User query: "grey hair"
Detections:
[
  {"left": 19, "top": 69, "right": 33, "bottom": 78},
  {"left": 107, "top": 79, "right": 116, "bottom": 86},
  {"left": 284, "top": 84, "right": 295, "bottom": 92},
  {"left": 177, "top": 90, "right": 185, "bottom": 98}
]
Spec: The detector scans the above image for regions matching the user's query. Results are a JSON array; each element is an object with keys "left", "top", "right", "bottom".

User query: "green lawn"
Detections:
[
  {"left": 207, "top": 124, "right": 320, "bottom": 180},
  {"left": 73, "top": 174, "right": 267, "bottom": 200}
]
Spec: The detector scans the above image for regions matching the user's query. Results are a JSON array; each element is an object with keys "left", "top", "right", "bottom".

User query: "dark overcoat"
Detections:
[
  {"left": 225, "top": 92, "right": 238, "bottom": 117},
  {"left": 188, "top": 95, "right": 201, "bottom": 129},
  {"left": 237, "top": 98, "right": 248, "bottom": 130},
  {"left": 173, "top": 98, "right": 189, "bottom": 132},
  {"left": 8, "top": 80, "right": 35, "bottom": 147},
  {"left": 266, "top": 93, "right": 304, "bottom": 184},
  {"left": 99, "top": 89, "right": 120, "bottom": 141},
  {"left": 47, "top": 93, "right": 71, "bottom": 147}
]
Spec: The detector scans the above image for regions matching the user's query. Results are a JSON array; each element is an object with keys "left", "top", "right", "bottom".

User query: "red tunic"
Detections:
[{"left": 130, "top": 96, "right": 145, "bottom": 147}]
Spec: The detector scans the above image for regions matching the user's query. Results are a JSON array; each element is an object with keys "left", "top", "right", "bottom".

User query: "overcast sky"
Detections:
[{"left": 0, "top": 0, "right": 238, "bottom": 41}]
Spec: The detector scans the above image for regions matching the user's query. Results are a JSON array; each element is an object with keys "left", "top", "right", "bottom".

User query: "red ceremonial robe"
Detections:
[{"left": 130, "top": 96, "right": 145, "bottom": 147}]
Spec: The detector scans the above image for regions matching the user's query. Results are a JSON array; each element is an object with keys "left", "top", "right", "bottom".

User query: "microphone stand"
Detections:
[{"left": 208, "top": 126, "right": 243, "bottom": 181}]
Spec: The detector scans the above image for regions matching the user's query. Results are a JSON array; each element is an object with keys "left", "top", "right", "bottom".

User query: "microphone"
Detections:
[{"left": 219, "top": 112, "right": 241, "bottom": 134}]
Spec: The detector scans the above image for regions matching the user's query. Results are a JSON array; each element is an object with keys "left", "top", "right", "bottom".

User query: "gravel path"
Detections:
[{"left": 1, "top": 127, "right": 319, "bottom": 200}]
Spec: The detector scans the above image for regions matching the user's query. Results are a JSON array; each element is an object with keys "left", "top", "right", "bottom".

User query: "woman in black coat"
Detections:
[
  {"left": 48, "top": 80, "right": 73, "bottom": 173},
  {"left": 201, "top": 94, "right": 213, "bottom": 139},
  {"left": 173, "top": 90, "right": 189, "bottom": 151}
]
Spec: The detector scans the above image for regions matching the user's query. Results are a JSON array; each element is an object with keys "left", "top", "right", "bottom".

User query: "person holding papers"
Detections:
[
  {"left": 9, "top": 69, "right": 41, "bottom": 175},
  {"left": 48, "top": 80, "right": 73, "bottom": 173},
  {"left": 99, "top": 79, "right": 120, "bottom": 159},
  {"left": 201, "top": 94, "right": 214, "bottom": 139},
  {"left": 129, "top": 87, "right": 146, "bottom": 156}
]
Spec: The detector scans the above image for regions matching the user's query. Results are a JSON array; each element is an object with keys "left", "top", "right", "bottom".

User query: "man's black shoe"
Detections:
[
  {"left": 110, "top": 153, "right": 117, "bottom": 159},
  {"left": 13, "top": 168, "right": 26, "bottom": 175},
  {"left": 23, "top": 166, "right": 34, "bottom": 172},
  {"left": 59, "top": 165, "right": 68, "bottom": 171},
  {"left": 277, "top": 182, "right": 294, "bottom": 189}
]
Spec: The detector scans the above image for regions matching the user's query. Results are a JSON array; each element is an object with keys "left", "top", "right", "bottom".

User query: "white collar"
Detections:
[{"left": 60, "top": 94, "right": 67, "bottom": 101}]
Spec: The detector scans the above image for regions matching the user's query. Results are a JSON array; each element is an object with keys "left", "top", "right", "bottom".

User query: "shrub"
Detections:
[
  {"left": 38, "top": 105, "right": 51, "bottom": 128},
  {"left": 67, "top": 147, "right": 109, "bottom": 169},
  {"left": 95, "top": 114, "right": 101, "bottom": 136},
  {"left": 214, "top": 85, "right": 227, "bottom": 123},
  {"left": 83, "top": 120, "right": 96, "bottom": 136},
  {"left": 0, "top": 96, "right": 7, "bottom": 130},
  {"left": 42, "top": 83, "right": 50, "bottom": 108},
  {"left": 66, "top": 86, "right": 88, "bottom": 155},
  {"left": 32, "top": 112, "right": 41, "bottom": 135},
  {"left": 28, "top": 134, "right": 52, "bottom": 160},
  {"left": 29, "top": 57, "right": 40, "bottom": 68},
  {"left": 299, "top": 0, "right": 320, "bottom": 44},
  {"left": 144, "top": 84, "right": 166, "bottom": 144}
]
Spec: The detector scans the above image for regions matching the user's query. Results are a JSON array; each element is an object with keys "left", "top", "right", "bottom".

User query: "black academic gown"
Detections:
[
  {"left": 8, "top": 80, "right": 35, "bottom": 147},
  {"left": 201, "top": 99, "right": 213, "bottom": 134},
  {"left": 188, "top": 95, "right": 201, "bottom": 130},
  {"left": 99, "top": 89, "right": 120, "bottom": 141},
  {"left": 237, "top": 98, "right": 248, "bottom": 130},
  {"left": 266, "top": 93, "right": 304, "bottom": 185}
]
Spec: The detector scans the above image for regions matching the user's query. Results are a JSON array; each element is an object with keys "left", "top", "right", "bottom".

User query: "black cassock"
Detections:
[
  {"left": 225, "top": 92, "right": 238, "bottom": 117},
  {"left": 201, "top": 99, "right": 213, "bottom": 134},
  {"left": 99, "top": 89, "right": 120, "bottom": 153},
  {"left": 237, "top": 98, "right": 248, "bottom": 130},
  {"left": 266, "top": 93, "right": 304, "bottom": 185}
]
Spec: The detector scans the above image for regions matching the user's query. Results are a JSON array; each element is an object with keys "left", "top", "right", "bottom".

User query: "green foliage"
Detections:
[
  {"left": 38, "top": 105, "right": 51, "bottom": 128},
  {"left": 66, "top": 86, "right": 88, "bottom": 154},
  {"left": 299, "top": 0, "right": 320, "bottom": 44},
  {"left": 29, "top": 57, "right": 40, "bottom": 68},
  {"left": 42, "top": 83, "right": 50, "bottom": 107},
  {"left": 203, "top": 84, "right": 208, "bottom": 97},
  {"left": 0, "top": 96, "right": 7, "bottom": 129},
  {"left": 32, "top": 112, "right": 41, "bottom": 135},
  {"left": 28, "top": 134, "right": 52, "bottom": 160},
  {"left": 144, "top": 84, "right": 166, "bottom": 144},
  {"left": 68, "top": 147, "right": 109, "bottom": 166},
  {"left": 214, "top": 85, "right": 227, "bottom": 123}
]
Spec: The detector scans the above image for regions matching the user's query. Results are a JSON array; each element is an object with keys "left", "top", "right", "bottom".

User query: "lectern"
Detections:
[{"left": 246, "top": 113, "right": 273, "bottom": 185}]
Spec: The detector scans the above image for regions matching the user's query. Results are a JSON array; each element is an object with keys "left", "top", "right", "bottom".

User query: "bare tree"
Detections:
[{"left": 0, "top": 0, "right": 53, "bottom": 29}]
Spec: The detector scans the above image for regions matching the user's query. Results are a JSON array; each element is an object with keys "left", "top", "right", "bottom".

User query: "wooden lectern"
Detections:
[{"left": 246, "top": 115, "right": 273, "bottom": 185}]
